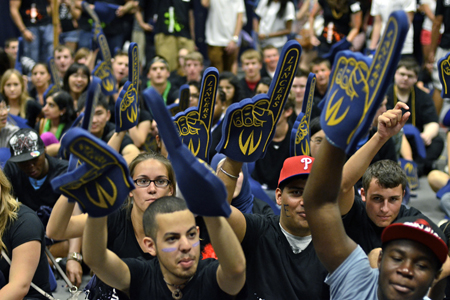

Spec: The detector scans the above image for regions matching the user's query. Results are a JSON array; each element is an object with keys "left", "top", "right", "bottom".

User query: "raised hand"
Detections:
[
  {"left": 51, "top": 128, "right": 134, "bottom": 217},
  {"left": 377, "top": 102, "right": 410, "bottom": 140},
  {"left": 320, "top": 11, "right": 409, "bottom": 154},
  {"left": 216, "top": 40, "right": 302, "bottom": 162},
  {"left": 290, "top": 73, "right": 316, "bottom": 157},
  {"left": 167, "top": 84, "right": 190, "bottom": 116},
  {"left": 115, "top": 42, "right": 139, "bottom": 132},
  {"left": 173, "top": 68, "right": 218, "bottom": 162},
  {"left": 142, "top": 87, "right": 230, "bottom": 217}
]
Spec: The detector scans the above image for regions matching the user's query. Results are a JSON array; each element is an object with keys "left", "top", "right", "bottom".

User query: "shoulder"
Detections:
[{"left": 47, "top": 155, "right": 69, "bottom": 173}]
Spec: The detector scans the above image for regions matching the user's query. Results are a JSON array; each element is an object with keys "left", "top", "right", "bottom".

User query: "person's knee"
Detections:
[{"left": 428, "top": 170, "right": 449, "bottom": 192}]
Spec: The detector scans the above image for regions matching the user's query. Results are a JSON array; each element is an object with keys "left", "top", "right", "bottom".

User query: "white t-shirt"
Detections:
[
  {"left": 420, "top": 0, "right": 444, "bottom": 33},
  {"left": 256, "top": 0, "right": 296, "bottom": 48},
  {"left": 205, "top": 0, "right": 246, "bottom": 46},
  {"left": 371, "top": 0, "right": 416, "bottom": 54}
]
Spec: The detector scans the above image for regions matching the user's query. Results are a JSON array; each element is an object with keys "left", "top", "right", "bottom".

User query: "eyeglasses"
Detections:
[
  {"left": 133, "top": 178, "right": 171, "bottom": 188},
  {"left": 0, "top": 104, "right": 10, "bottom": 112}
]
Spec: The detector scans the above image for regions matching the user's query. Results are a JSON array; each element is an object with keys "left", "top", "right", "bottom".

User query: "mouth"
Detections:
[
  {"left": 297, "top": 212, "right": 306, "bottom": 218},
  {"left": 178, "top": 257, "right": 195, "bottom": 268},
  {"left": 377, "top": 215, "right": 391, "bottom": 221},
  {"left": 391, "top": 282, "right": 413, "bottom": 294}
]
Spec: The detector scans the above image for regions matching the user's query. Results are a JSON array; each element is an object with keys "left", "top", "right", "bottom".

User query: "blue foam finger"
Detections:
[
  {"left": 217, "top": 40, "right": 302, "bottom": 162},
  {"left": 92, "top": 28, "right": 117, "bottom": 96},
  {"left": 402, "top": 124, "right": 427, "bottom": 159},
  {"left": 82, "top": 1, "right": 100, "bottom": 23},
  {"left": 43, "top": 84, "right": 61, "bottom": 102},
  {"left": 115, "top": 43, "right": 139, "bottom": 132},
  {"left": 82, "top": 76, "right": 102, "bottom": 130},
  {"left": 320, "top": 11, "right": 409, "bottom": 155},
  {"left": 174, "top": 68, "right": 218, "bottom": 162},
  {"left": 168, "top": 84, "right": 190, "bottom": 116},
  {"left": 14, "top": 37, "right": 23, "bottom": 73},
  {"left": 399, "top": 158, "right": 419, "bottom": 190},
  {"left": 143, "top": 87, "right": 230, "bottom": 217},
  {"left": 290, "top": 73, "right": 316, "bottom": 157},
  {"left": 322, "top": 38, "right": 352, "bottom": 65},
  {"left": 51, "top": 128, "right": 134, "bottom": 217},
  {"left": 94, "top": 1, "right": 119, "bottom": 24},
  {"left": 47, "top": 57, "right": 62, "bottom": 88},
  {"left": 438, "top": 51, "right": 450, "bottom": 99}
]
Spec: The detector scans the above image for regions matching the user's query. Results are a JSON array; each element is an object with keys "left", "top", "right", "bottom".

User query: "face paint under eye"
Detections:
[
  {"left": 192, "top": 241, "right": 200, "bottom": 247},
  {"left": 161, "top": 247, "right": 177, "bottom": 252}
]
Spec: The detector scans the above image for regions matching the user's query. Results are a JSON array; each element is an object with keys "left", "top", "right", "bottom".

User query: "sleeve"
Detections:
[
  {"left": 284, "top": 2, "right": 296, "bottom": 21},
  {"left": 237, "top": 0, "right": 245, "bottom": 14},
  {"left": 240, "top": 214, "right": 267, "bottom": 253},
  {"left": 255, "top": 0, "right": 267, "bottom": 18},
  {"left": 139, "top": 109, "right": 152, "bottom": 122},
  {"left": 370, "top": 0, "right": 380, "bottom": 16},
  {"left": 349, "top": 1, "right": 362, "bottom": 14},
  {"left": 436, "top": 0, "right": 444, "bottom": 16},
  {"left": 119, "top": 134, "right": 134, "bottom": 153},
  {"left": 404, "top": 0, "right": 417, "bottom": 12},
  {"left": 419, "top": 0, "right": 431, "bottom": 5},
  {"left": 123, "top": 258, "right": 152, "bottom": 299},
  {"left": 9, "top": 210, "right": 45, "bottom": 250}
]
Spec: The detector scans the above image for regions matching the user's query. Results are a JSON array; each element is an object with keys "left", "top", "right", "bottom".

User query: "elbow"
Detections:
[{"left": 46, "top": 226, "right": 61, "bottom": 241}]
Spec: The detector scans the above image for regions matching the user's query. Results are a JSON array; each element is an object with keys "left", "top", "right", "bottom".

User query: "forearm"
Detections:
[
  {"left": 135, "top": 10, "right": 145, "bottom": 27},
  {"left": 47, "top": 195, "right": 76, "bottom": 239},
  {"left": 128, "top": 121, "right": 150, "bottom": 148},
  {"left": 83, "top": 216, "right": 108, "bottom": 269},
  {"left": 107, "top": 131, "right": 125, "bottom": 153},
  {"left": 10, "top": 7, "right": 27, "bottom": 33},
  {"left": 430, "top": 18, "right": 443, "bottom": 54},
  {"left": 189, "top": 10, "right": 195, "bottom": 41},
  {"left": 216, "top": 158, "right": 242, "bottom": 204},
  {"left": 423, "top": 122, "right": 439, "bottom": 139},
  {"left": 233, "top": 13, "right": 244, "bottom": 37},
  {"left": 347, "top": 12, "right": 362, "bottom": 42},
  {"left": 0, "top": 283, "right": 29, "bottom": 300},
  {"left": 369, "top": 21, "right": 381, "bottom": 49}
]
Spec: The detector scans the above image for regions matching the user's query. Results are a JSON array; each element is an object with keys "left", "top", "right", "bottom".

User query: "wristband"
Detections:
[
  {"left": 67, "top": 252, "right": 83, "bottom": 263},
  {"left": 232, "top": 35, "right": 239, "bottom": 43},
  {"left": 220, "top": 167, "right": 239, "bottom": 179}
]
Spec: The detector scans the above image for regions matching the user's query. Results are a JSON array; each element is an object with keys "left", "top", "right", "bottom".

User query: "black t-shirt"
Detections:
[
  {"left": 123, "top": 257, "right": 233, "bottom": 299},
  {"left": 252, "top": 123, "right": 292, "bottom": 190},
  {"left": 237, "top": 214, "right": 329, "bottom": 300},
  {"left": 436, "top": 0, "right": 450, "bottom": 49},
  {"left": 318, "top": 0, "right": 361, "bottom": 44},
  {"left": 386, "top": 84, "right": 439, "bottom": 132},
  {"left": 101, "top": 122, "right": 135, "bottom": 153},
  {"left": 59, "top": 2, "right": 76, "bottom": 32},
  {"left": 154, "top": 0, "right": 193, "bottom": 38},
  {"left": 139, "top": 0, "right": 156, "bottom": 23},
  {"left": 107, "top": 207, "right": 154, "bottom": 260},
  {"left": 0, "top": 205, "right": 51, "bottom": 299},
  {"left": 19, "top": 0, "right": 51, "bottom": 27},
  {"left": 4, "top": 155, "right": 68, "bottom": 211},
  {"left": 342, "top": 197, "right": 422, "bottom": 254}
]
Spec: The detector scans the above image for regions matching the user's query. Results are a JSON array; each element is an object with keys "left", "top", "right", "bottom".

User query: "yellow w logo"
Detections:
[
  {"left": 127, "top": 105, "right": 138, "bottom": 123},
  {"left": 103, "top": 78, "right": 114, "bottom": 92},
  {"left": 325, "top": 90, "right": 350, "bottom": 126},
  {"left": 188, "top": 138, "right": 201, "bottom": 157},
  {"left": 239, "top": 130, "right": 262, "bottom": 156},
  {"left": 404, "top": 163, "right": 414, "bottom": 174},
  {"left": 86, "top": 177, "right": 117, "bottom": 208}
]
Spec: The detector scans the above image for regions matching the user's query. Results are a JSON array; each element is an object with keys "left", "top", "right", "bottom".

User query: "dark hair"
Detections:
[
  {"left": 219, "top": 72, "right": 243, "bottom": 105},
  {"left": 54, "top": 45, "right": 74, "bottom": 57},
  {"left": 0, "top": 49, "right": 12, "bottom": 78},
  {"left": 267, "top": 0, "right": 290, "bottom": 19},
  {"left": 143, "top": 196, "right": 188, "bottom": 240},
  {"left": 295, "top": 69, "right": 309, "bottom": 78},
  {"left": 4, "top": 38, "right": 18, "bottom": 49},
  {"left": 310, "top": 57, "right": 331, "bottom": 72},
  {"left": 396, "top": 57, "right": 420, "bottom": 77},
  {"left": 262, "top": 44, "right": 278, "bottom": 55},
  {"left": 76, "top": 90, "right": 108, "bottom": 112},
  {"left": 362, "top": 160, "right": 407, "bottom": 193},
  {"left": 49, "top": 91, "right": 76, "bottom": 124},
  {"left": 187, "top": 80, "right": 200, "bottom": 92},
  {"left": 310, "top": 117, "right": 322, "bottom": 137},
  {"left": 257, "top": 77, "right": 272, "bottom": 88},
  {"left": 31, "top": 62, "right": 49, "bottom": 74},
  {"left": 63, "top": 63, "right": 90, "bottom": 94}
]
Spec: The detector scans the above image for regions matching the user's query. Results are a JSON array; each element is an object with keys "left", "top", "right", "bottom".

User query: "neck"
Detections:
[
  {"left": 70, "top": 91, "right": 80, "bottom": 101},
  {"left": 317, "top": 84, "right": 327, "bottom": 96},
  {"left": 130, "top": 206, "right": 145, "bottom": 241},
  {"left": 246, "top": 74, "right": 260, "bottom": 83},
  {"left": 93, "top": 128, "right": 104, "bottom": 139},
  {"left": 36, "top": 84, "right": 48, "bottom": 94},
  {"left": 396, "top": 85, "right": 411, "bottom": 99},
  {"left": 280, "top": 219, "right": 311, "bottom": 237},
  {"left": 154, "top": 82, "right": 168, "bottom": 95},
  {"left": 50, "top": 118, "right": 60, "bottom": 127}
]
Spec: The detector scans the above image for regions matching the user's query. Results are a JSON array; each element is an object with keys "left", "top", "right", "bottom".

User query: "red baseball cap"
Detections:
[{"left": 278, "top": 155, "right": 314, "bottom": 187}]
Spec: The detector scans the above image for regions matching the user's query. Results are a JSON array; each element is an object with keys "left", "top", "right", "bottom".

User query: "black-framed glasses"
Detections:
[{"left": 133, "top": 178, "right": 171, "bottom": 188}]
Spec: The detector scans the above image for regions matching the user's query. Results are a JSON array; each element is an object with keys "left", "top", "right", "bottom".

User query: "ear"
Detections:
[
  {"left": 275, "top": 188, "right": 282, "bottom": 206},
  {"left": 377, "top": 250, "right": 383, "bottom": 269},
  {"left": 143, "top": 237, "right": 157, "bottom": 256},
  {"left": 60, "top": 108, "right": 66, "bottom": 116},
  {"left": 284, "top": 107, "right": 293, "bottom": 118},
  {"left": 361, "top": 188, "right": 366, "bottom": 202},
  {"left": 106, "top": 110, "right": 111, "bottom": 121}
]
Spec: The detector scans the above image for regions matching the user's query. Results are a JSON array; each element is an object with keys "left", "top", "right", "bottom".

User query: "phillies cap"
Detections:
[
  {"left": 8, "top": 129, "right": 45, "bottom": 163},
  {"left": 382, "top": 215, "right": 448, "bottom": 264},
  {"left": 278, "top": 155, "right": 314, "bottom": 187}
]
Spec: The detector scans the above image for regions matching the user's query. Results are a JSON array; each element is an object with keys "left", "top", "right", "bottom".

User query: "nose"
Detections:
[
  {"left": 397, "top": 261, "right": 414, "bottom": 278},
  {"left": 179, "top": 236, "right": 192, "bottom": 252},
  {"left": 147, "top": 181, "right": 157, "bottom": 193}
]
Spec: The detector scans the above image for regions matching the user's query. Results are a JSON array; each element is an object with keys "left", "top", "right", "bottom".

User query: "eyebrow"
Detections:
[{"left": 163, "top": 226, "right": 197, "bottom": 238}]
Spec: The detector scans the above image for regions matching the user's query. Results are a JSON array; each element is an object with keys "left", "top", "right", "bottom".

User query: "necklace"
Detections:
[{"left": 163, "top": 276, "right": 193, "bottom": 300}]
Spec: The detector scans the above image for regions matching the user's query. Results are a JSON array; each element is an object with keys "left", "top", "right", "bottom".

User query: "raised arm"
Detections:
[
  {"left": 369, "top": 15, "right": 382, "bottom": 50},
  {"left": 339, "top": 102, "right": 410, "bottom": 215},
  {"left": 83, "top": 216, "right": 131, "bottom": 296},
  {"left": 46, "top": 195, "right": 87, "bottom": 240}
]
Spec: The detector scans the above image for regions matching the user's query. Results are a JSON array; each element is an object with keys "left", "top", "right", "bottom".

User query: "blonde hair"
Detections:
[
  {"left": 0, "top": 69, "right": 30, "bottom": 118},
  {"left": 0, "top": 169, "right": 20, "bottom": 253},
  {"left": 241, "top": 49, "right": 262, "bottom": 64}
]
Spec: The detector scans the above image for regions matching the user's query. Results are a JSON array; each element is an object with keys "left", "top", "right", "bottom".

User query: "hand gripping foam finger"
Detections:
[
  {"left": 320, "top": 11, "right": 409, "bottom": 155},
  {"left": 115, "top": 43, "right": 139, "bottom": 132},
  {"left": 143, "top": 87, "right": 230, "bottom": 217},
  {"left": 51, "top": 128, "right": 135, "bottom": 217},
  {"left": 168, "top": 84, "right": 190, "bottom": 116},
  {"left": 173, "top": 67, "right": 219, "bottom": 162},
  {"left": 216, "top": 40, "right": 302, "bottom": 162},
  {"left": 438, "top": 51, "right": 450, "bottom": 99},
  {"left": 290, "top": 73, "right": 316, "bottom": 157}
]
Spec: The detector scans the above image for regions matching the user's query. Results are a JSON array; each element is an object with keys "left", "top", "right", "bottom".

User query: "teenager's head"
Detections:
[
  {"left": 31, "top": 63, "right": 51, "bottom": 90},
  {"left": 241, "top": 49, "right": 262, "bottom": 81},
  {"left": 255, "top": 77, "right": 271, "bottom": 95},
  {"left": 4, "top": 38, "right": 19, "bottom": 60},
  {"left": 54, "top": 45, "right": 74, "bottom": 76},
  {"left": 184, "top": 52, "right": 203, "bottom": 82},
  {"left": 276, "top": 156, "right": 314, "bottom": 237},
  {"left": 127, "top": 152, "right": 176, "bottom": 213},
  {"left": 361, "top": 160, "right": 407, "bottom": 228},
  {"left": 112, "top": 51, "right": 129, "bottom": 83},
  {"left": 89, "top": 96, "right": 110, "bottom": 137},
  {"left": 43, "top": 90, "right": 76, "bottom": 124},
  {"left": 262, "top": 45, "right": 279, "bottom": 72},
  {"left": 310, "top": 58, "right": 331, "bottom": 89},
  {"left": 292, "top": 69, "right": 309, "bottom": 107},
  {"left": 143, "top": 196, "right": 200, "bottom": 280},
  {"left": 309, "top": 117, "right": 324, "bottom": 158},
  {"left": 1, "top": 68, "right": 29, "bottom": 117},
  {"left": 377, "top": 216, "right": 448, "bottom": 299},
  {"left": 219, "top": 71, "right": 242, "bottom": 106},
  {"left": 177, "top": 48, "right": 189, "bottom": 71},
  {"left": 73, "top": 47, "right": 90, "bottom": 65},
  {"left": 147, "top": 56, "right": 170, "bottom": 86},
  {"left": 188, "top": 80, "right": 200, "bottom": 108},
  {"left": 394, "top": 57, "right": 419, "bottom": 92},
  {"left": 63, "top": 63, "right": 90, "bottom": 98}
]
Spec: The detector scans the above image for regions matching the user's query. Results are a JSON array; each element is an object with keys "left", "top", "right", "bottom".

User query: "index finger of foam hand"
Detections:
[
  {"left": 143, "top": 87, "right": 182, "bottom": 150},
  {"left": 128, "top": 42, "right": 139, "bottom": 86},
  {"left": 267, "top": 40, "right": 301, "bottom": 121},
  {"left": 197, "top": 67, "right": 218, "bottom": 127},
  {"left": 178, "top": 84, "right": 190, "bottom": 112},
  {"left": 81, "top": 76, "right": 101, "bottom": 130},
  {"left": 438, "top": 52, "right": 450, "bottom": 97},
  {"left": 301, "top": 73, "right": 316, "bottom": 115},
  {"left": 97, "top": 30, "right": 111, "bottom": 62}
]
